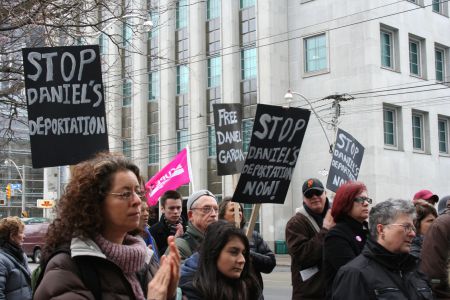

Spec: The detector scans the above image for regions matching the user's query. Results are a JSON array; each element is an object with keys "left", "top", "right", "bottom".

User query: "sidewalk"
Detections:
[{"left": 275, "top": 254, "right": 291, "bottom": 267}]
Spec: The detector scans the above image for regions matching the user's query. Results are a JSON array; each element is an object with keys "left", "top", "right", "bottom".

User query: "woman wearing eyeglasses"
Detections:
[
  {"left": 332, "top": 199, "right": 433, "bottom": 300},
  {"left": 34, "top": 152, "right": 180, "bottom": 300},
  {"left": 322, "top": 181, "right": 371, "bottom": 299}
]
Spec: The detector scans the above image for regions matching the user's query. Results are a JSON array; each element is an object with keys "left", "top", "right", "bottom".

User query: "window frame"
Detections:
[
  {"left": 208, "top": 125, "right": 216, "bottom": 157},
  {"left": 303, "top": 33, "right": 329, "bottom": 75},
  {"left": 411, "top": 110, "right": 430, "bottom": 154},
  {"left": 383, "top": 107, "right": 397, "bottom": 148},
  {"left": 409, "top": 38, "right": 422, "bottom": 77},
  {"left": 438, "top": 117, "right": 450, "bottom": 155},
  {"left": 148, "top": 134, "right": 159, "bottom": 165},
  {"left": 380, "top": 25, "right": 400, "bottom": 72},
  {"left": 383, "top": 104, "right": 403, "bottom": 151}
]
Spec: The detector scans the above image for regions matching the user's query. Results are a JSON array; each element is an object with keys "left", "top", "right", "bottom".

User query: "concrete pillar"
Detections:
[
  {"left": 188, "top": 0, "right": 208, "bottom": 190},
  {"left": 221, "top": 0, "right": 241, "bottom": 197},
  {"left": 159, "top": 0, "right": 177, "bottom": 165},
  {"left": 131, "top": 0, "right": 149, "bottom": 174}
]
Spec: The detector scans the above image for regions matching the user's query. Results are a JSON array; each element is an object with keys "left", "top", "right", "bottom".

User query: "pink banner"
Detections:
[{"left": 145, "top": 147, "right": 191, "bottom": 206}]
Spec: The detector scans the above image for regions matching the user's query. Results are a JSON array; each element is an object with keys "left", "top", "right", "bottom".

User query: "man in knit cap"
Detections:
[{"left": 166, "top": 189, "right": 218, "bottom": 260}]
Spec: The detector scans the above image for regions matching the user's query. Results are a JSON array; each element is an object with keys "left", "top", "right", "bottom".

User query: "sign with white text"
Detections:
[
  {"left": 22, "top": 45, "right": 109, "bottom": 168},
  {"left": 326, "top": 128, "right": 365, "bottom": 192},
  {"left": 233, "top": 104, "right": 311, "bottom": 204},
  {"left": 213, "top": 103, "right": 244, "bottom": 175}
]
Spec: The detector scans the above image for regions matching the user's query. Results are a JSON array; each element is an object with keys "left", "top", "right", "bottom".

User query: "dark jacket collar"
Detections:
[{"left": 362, "top": 239, "right": 417, "bottom": 272}]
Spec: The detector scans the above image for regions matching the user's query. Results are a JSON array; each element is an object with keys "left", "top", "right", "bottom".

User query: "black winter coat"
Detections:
[
  {"left": 149, "top": 215, "right": 186, "bottom": 255},
  {"left": 332, "top": 239, "right": 433, "bottom": 300},
  {"left": 249, "top": 230, "right": 276, "bottom": 292},
  {"left": 323, "top": 216, "right": 369, "bottom": 299}
]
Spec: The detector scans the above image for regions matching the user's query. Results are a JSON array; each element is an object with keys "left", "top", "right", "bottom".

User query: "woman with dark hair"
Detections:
[
  {"left": 179, "top": 220, "right": 261, "bottom": 300},
  {"left": 34, "top": 152, "right": 180, "bottom": 300},
  {"left": 218, "top": 197, "right": 275, "bottom": 298},
  {"left": 0, "top": 217, "right": 31, "bottom": 299},
  {"left": 410, "top": 200, "right": 437, "bottom": 258},
  {"left": 332, "top": 199, "right": 432, "bottom": 299},
  {"left": 323, "top": 181, "right": 370, "bottom": 299}
]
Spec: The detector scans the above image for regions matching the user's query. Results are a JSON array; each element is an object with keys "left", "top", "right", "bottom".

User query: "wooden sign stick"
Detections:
[{"left": 246, "top": 203, "right": 261, "bottom": 238}]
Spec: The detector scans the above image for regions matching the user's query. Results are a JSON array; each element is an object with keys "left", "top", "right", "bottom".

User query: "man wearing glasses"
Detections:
[
  {"left": 167, "top": 189, "right": 218, "bottom": 260},
  {"left": 285, "top": 178, "right": 335, "bottom": 300}
]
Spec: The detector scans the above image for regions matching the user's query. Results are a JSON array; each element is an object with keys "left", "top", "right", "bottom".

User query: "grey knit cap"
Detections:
[{"left": 187, "top": 189, "right": 216, "bottom": 210}]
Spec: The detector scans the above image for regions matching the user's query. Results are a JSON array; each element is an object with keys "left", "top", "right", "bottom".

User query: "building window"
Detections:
[
  {"left": 208, "top": 57, "right": 221, "bottom": 88},
  {"left": 240, "top": 0, "right": 255, "bottom": 9},
  {"left": 99, "top": 33, "right": 108, "bottom": 55},
  {"left": 207, "top": 0, "right": 221, "bottom": 19},
  {"left": 412, "top": 112, "right": 424, "bottom": 151},
  {"left": 149, "top": 72, "right": 159, "bottom": 101},
  {"left": 380, "top": 30, "right": 393, "bottom": 68},
  {"left": 240, "top": 5, "right": 256, "bottom": 46},
  {"left": 122, "top": 79, "right": 131, "bottom": 106},
  {"left": 177, "top": 65, "right": 189, "bottom": 95},
  {"left": 409, "top": 39, "right": 422, "bottom": 77},
  {"left": 383, "top": 108, "right": 397, "bottom": 147},
  {"left": 123, "top": 22, "right": 132, "bottom": 48},
  {"left": 207, "top": 18, "right": 221, "bottom": 56},
  {"left": 380, "top": 25, "right": 399, "bottom": 71},
  {"left": 177, "top": 96, "right": 189, "bottom": 131},
  {"left": 438, "top": 118, "right": 449, "bottom": 154},
  {"left": 123, "top": 139, "right": 131, "bottom": 158},
  {"left": 208, "top": 126, "right": 216, "bottom": 157},
  {"left": 241, "top": 48, "right": 257, "bottom": 80},
  {"left": 148, "top": 134, "right": 159, "bottom": 164},
  {"left": 242, "top": 119, "right": 253, "bottom": 152},
  {"left": 435, "top": 47, "right": 445, "bottom": 82},
  {"left": 176, "top": 0, "right": 188, "bottom": 29},
  {"left": 177, "top": 129, "right": 189, "bottom": 152},
  {"left": 432, "top": 0, "right": 444, "bottom": 13},
  {"left": 304, "top": 33, "right": 327, "bottom": 73}
]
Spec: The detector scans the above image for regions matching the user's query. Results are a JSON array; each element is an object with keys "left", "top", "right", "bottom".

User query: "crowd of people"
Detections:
[
  {"left": 286, "top": 178, "right": 449, "bottom": 300},
  {"left": 0, "top": 152, "right": 448, "bottom": 299}
]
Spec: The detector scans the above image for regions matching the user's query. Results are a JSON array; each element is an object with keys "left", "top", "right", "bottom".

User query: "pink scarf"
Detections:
[{"left": 95, "top": 234, "right": 147, "bottom": 300}]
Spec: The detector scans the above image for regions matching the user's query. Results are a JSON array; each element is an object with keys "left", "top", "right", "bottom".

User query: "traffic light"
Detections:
[{"left": 6, "top": 184, "right": 11, "bottom": 200}]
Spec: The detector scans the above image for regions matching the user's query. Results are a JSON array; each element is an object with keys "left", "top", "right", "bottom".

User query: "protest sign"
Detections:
[
  {"left": 233, "top": 104, "right": 310, "bottom": 204},
  {"left": 22, "top": 45, "right": 108, "bottom": 168},
  {"left": 213, "top": 103, "right": 244, "bottom": 175},
  {"left": 145, "top": 147, "right": 192, "bottom": 206},
  {"left": 326, "top": 128, "right": 365, "bottom": 192}
]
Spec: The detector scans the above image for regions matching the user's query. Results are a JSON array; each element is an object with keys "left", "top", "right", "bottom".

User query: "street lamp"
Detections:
[
  {"left": 4, "top": 159, "right": 26, "bottom": 215},
  {"left": 284, "top": 89, "right": 333, "bottom": 153}
]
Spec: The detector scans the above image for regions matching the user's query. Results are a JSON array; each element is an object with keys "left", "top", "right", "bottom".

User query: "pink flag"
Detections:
[{"left": 145, "top": 147, "right": 192, "bottom": 206}]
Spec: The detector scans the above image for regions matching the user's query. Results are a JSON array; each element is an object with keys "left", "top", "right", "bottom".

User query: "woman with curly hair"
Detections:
[
  {"left": 179, "top": 220, "right": 261, "bottom": 300},
  {"left": 0, "top": 217, "right": 31, "bottom": 299},
  {"left": 34, "top": 152, "right": 180, "bottom": 300}
]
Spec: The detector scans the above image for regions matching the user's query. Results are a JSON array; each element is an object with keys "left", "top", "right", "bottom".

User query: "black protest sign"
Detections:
[
  {"left": 213, "top": 103, "right": 244, "bottom": 175},
  {"left": 326, "top": 128, "right": 365, "bottom": 192},
  {"left": 22, "top": 45, "right": 109, "bottom": 168},
  {"left": 233, "top": 104, "right": 311, "bottom": 204}
]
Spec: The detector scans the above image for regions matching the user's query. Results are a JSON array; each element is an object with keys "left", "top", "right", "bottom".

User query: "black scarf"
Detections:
[
  {"left": 162, "top": 214, "right": 183, "bottom": 235},
  {"left": 303, "top": 198, "right": 330, "bottom": 228},
  {"left": 0, "top": 238, "right": 26, "bottom": 265}
]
